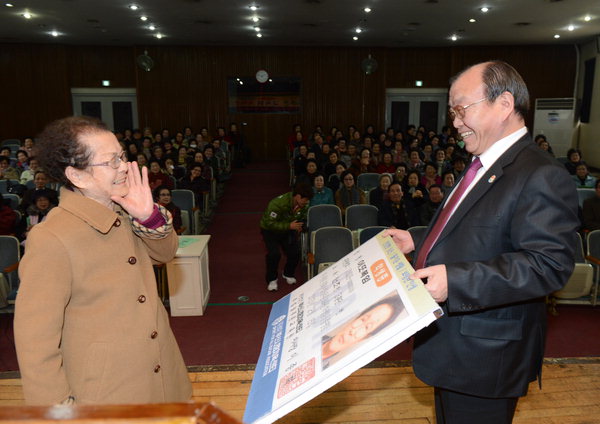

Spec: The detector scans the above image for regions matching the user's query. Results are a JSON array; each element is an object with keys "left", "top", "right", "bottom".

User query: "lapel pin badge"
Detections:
[{"left": 488, "top": 175, "right": 496, "bottom": 183}]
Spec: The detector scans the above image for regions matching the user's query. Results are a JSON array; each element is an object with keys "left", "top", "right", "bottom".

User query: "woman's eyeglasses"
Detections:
[{"left": 88, "top": 151, "right": 128, "bottom": 169}]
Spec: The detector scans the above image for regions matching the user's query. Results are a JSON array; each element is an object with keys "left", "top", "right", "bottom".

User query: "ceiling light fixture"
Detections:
[
  {"left": 256, "top": 33, "right": 263, "bottom": 38},
  {"left": 51, "top": 30, "right": 59, "bottom": 37},
  {"left": 5, "top": 3, "right": 14, "bottom": 7},
  {"left": 469, "top": 18, "right": 476, "bottom": 23},
  {"left": 140, "top": 16, "right": 148, "bottom": 21},
  {"left": 567, "top": 25, "right": 574, "bottom": 31},
  {"left": 480, "top": 7, "right": 489, "bottom": 13},
  {"left": 22, "top": 12, "right": 32, "bottom": 19},
  {"left": 583, "top": 15, "right": 591, "bottom": 22},
  {"left": 252, "top": 16, "right": 259, "bottom": 22},
  {"left": 254, "top": 26, "right": 261, "bottom": 32},
  {"left": 450, "top": 34, "right": 458, "bottom": 41},
  {"left": 129, "top": 4, "right": 139, "bottom": 11},
  {"left": 364, "top": 7, "right": 371, "bottom": 13},
  {"left": 155, "top": 33, "right": 163, "bottom": 39},
  {"left": 148, "top": 24, "right": 156, "bottom": 31},
  {"left": 250, "top": 4, "right": 259, "bottom": 11},
  {"left": 353, "top": 36, "right": 358, "bottom": 41},
  {"left": 553, "top": 34, "right": 560, "bottom": 39},
  {"left": 355, "top": 27, "right": 362, "bottom": 33}
]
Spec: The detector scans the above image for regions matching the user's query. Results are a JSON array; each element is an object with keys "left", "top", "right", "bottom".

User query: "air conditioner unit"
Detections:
[{"left": 533, "top": 98, "right": 576, "bottom": 157}]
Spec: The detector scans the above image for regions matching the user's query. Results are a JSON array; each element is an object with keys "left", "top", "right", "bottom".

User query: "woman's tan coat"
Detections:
[{"left": 14, "top": 188, "right": 192, "bottom": 405}]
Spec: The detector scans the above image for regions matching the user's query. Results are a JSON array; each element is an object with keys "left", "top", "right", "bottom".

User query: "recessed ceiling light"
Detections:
[
  {"left": 583, "top": 15, "right": 591, "bottom": 22},
  {"left": 22, "top": 12, "right": 32, "bottom": 19},
  {"left": 355, "top": 27, "right": 362, "bottom": 33},
  {"left": 567, "top": 25, "right": 574, "bottom": 31},
  {"left": 250, "top": 5, "right": 259, "bottom": 11},
  {"left": 50, "top": 30, "right": 59, "bottom": 37},
  {"left": 353, "top": 36, "right": 358, "bottom": 41},
  {"left": 148, "top": 24, "right": 156, "bottom": 31},
  {"left": 140, "top": 16, "right": 148, "bottom": 21},
  {"left": 5, "top": 3, "right": 14, "bottom": 7},
  {"left": 469, "top": 18, "right": 476, "bottom": 23},
  {"left": 129, "top": 4, "right": 139, "bottom": 10},
  {"left": 254, "top": 26, "right": 260, "bottom": 32},
  {"left": 554, "top": 34, "right": 560, "bottom": 39},
  {"left": 450, "top": 34, "right": 458, "bottom": 41},
  {"left": 364, "top": 7, "right": 371, "bottom": 13},
  {"left": 252, "top": 16, "right": 259, "bottom": 22},
  {"left": 155, "top": 33, "right": 163, "bottom": 39},
  {"left": 480, "top": 7, "right": 489, "bottom": 13},
  {"left": 256, "top": 33, "right": 263, "bottom": 38}
]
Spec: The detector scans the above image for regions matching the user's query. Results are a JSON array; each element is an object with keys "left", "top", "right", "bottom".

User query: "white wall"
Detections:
[{"left": 576, "top": 40, "right": 600, "bottom": 169}]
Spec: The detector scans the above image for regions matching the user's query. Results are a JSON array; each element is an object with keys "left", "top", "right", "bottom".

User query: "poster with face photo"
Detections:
[{"left": 243, "top": 232, "right": 443, "bottom": 424}]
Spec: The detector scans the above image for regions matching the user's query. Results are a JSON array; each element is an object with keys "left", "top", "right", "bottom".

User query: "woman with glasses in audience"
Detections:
[
  {"left": 14, "top": 116, "right": 191, "bottom": 406},
  {"left": 335, "top": 170, "right": 366, "bottom": 215}
]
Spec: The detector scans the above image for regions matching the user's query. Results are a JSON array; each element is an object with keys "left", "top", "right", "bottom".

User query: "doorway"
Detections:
[
  {"left": 71, "top": 88, "right": 138, "bottom": 133},
  {"left": 385, "top": 89, "right": 448, "bottom": 134}
]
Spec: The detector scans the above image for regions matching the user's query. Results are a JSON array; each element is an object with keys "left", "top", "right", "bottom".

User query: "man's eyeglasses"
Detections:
[
  {"left": 448, "top": 97, "right": 488, "bottom": 121},
  {"left": 88, "top": 151, "right": 128, "bottom": 169}
]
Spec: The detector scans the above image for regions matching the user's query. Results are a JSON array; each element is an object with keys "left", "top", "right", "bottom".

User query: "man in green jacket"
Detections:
[{"left": 260, "top": 183, "right": 313, "bottom": 291}]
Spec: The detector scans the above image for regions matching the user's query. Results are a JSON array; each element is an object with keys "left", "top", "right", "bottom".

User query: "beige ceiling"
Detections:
[{"left": 1, "top": 0, "right": 599, "bottom": 47}]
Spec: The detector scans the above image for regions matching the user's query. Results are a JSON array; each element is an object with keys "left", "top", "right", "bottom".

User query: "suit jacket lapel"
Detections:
[{"left": 429, "top": 135, "right": 531, "bottom": 249}]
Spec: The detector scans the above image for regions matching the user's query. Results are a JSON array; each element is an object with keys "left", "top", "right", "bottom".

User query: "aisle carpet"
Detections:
[{"left": 0, "top": 160, "right": 599, "bottom": 374}]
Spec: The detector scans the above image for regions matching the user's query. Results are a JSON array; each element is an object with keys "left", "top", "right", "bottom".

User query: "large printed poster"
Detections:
[{"left": 244, "top": 232, "right": 443, "bottom": 424}]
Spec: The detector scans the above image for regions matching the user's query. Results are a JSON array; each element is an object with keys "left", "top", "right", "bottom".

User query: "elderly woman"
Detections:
[{"left": 14, "top": 116, "right": 191, "bottom": 405}]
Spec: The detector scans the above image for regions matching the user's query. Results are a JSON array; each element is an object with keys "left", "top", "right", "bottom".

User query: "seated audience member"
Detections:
[
  {"left": 15, "top": 150, "right": 29, "bottom": 173},
  {"left": 369, "top": 173, "right": 393, "bottom": 210},
  {"left": 19, "top": 157, "right": 40, "bottom": 185},
  {"left": 564, "top": 148, "right": 584, "bottom": 175},
  {"left": 434, "top": 149, "right": 452, "bottom": 176},
  {"left": 419, "top": 184, "right": 444, "bottom": 225},
  {"left": 126, "top": 142, "right": 139, "bottom": 162},
  {"left": 21, "top": 189, "right": 56, "bottom": 244},
  {"left": 421, "top": 143, "right": 434, "bottom": 163},
  {"left": 582, "top": 180, "right": 600, "bottom": 232},
  {"left": 21, "top": 137, "right": 35, "bottom": 156},
  {"left": 20, "top": 171, "right": 58, "bottom": 213},
  {"left": 310, "top": 173, "right": 334, "bottom": 206},
  {"left": 420, "top": 162, "right": 442, "bottom": 190},
  {"left": 441, "top": 170, "right": 455, "bottom": 194},
  {"left": 137, "top": 153, "right": 148, "bottom": 169},
  {"left": 335, "top": 170, "right": 366, "bottom": 215},
  {"left": 178, "top": 162, "right": 210, "bottom": 207},
  {"left": 349, "top": 148, "right": 376, "bottom": 176},
  {"left": 176, "top": 146, "right": 189, "bottom": 167},
  {"left": 0, "top": 155, "right": 20, "bottom": 180},
  {"left": 295, "top": 159, "right": 319, "bottom": 186},
  {"left": 336, "top": 139, "right": 351, "bottom": 166},
  {"left": 407, "top": 149, "right": 425, "bottom": 173},
  {"left": 394, "top": 163, "right": 408, "bottom": 187},
  {"left": 153, "top": 186, "right": 183, "bottom": 234},
  {"left": 376, "top": 152, "right": 396, "bottom": 174},
  {"left": 392, "top": 140, "right": 408, "bottom": 164},
  {"left": 404, "top": 170, "right": 426, "bottom": 222},
  {"left": 148, "top": 159, "right": 174, "bottom": 191},
  {"left": 0, "top": 193, "right": 18, "bottom": 235},
  {"left": 535, "top": 134, "right": 554, "bottom": 157},
  {"left": 327, "top": 162, "right": 346, "bottom": 193},
  {"left": 377, "top": 182, "right": 409, "bottom": 229},
  {"left": 451, "top": 155, "right": 466, "bottom": 179},
  {"left": 323, "top": 151, "right": 342, "bottom": 181},
  {"left": 0, "top": 147, "right": 14, "bottom": 167},
  {"left": 573, "top": 163, "right": 597, "bottom": 188},
  {"left": 371, "top": 143, "right": 383, "bottom": 166},
  {"left": 293, "top": 144, "right": 309, "bottom": 177},
  {"left": 203, "top": 145, "right": 220, "bottom": 181}
]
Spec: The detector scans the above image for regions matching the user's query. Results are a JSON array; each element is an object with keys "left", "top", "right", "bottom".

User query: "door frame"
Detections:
[
  {"left": 71, "top": 87, "right": 138, "bottom": 132},
  {"left": 385, "top": 88, "right": 448, "bottom": 133}
]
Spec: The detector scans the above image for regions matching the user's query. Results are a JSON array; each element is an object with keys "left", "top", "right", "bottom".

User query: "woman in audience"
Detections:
[
  {"left": 369, "top": 173, "right": 393, "bottom": 210},
  {"left": 421, "top": 162, "right": 442, "bottom": 190},
  {"left": 394, "top": 163, "right": 408, "bottom": 188},
  {"left": 148, "top": 159, "right": 174, "bottom": 191},
  {"left": 127, "top": 142, "right": 139, "bottom": 162},
  {"left": 0, "top": 155, "right": 20, "bottom": 180},
  {"left": 21, "top": 190, "right": 56, "bottom": 245},
  {"left": 441, "top": 170, "right": 456, "bottom": 194},
  {"left": 327, "top": 162, "right": 346, "bottom": 193},
  {"left": 535, "top": 134, "right": 554, "bottom": 157},
  {"left": 153, "top": 185, "right": 183, "bottom": 234},
  {"left": 179, "top": 162, "right": 210, "bottom": 207},
  {"left": 323, "top": 151, "right": 342, "bottom": 181},
  {"left": 434, "top": 148, "right": 451, "bottom": 177},
  {"left": 136, "top": 153, "right": 148, "bottom": 169},
  {"left": 376, "top": 152, "right": 396, "bottom": 174},
  {"left": 19, "top": 157, "right": 40, "bottom": 185},
  {"left": 565, "top": 148, "right": 584, "bottom": 175},
  {"left": 293, "top": 144, "right": 309, "bottom": 177},
  {"left": 14, "top": 116, "right": 191, "bottom": 405},
  {"left": 350, "top": 148, "right": 376, "bottom": 176},
  {"left": 407, "top": 149, "right": 425, "bottom": 173},
  {"left": 371, "top": 143, "right": 383, "bottom": 166},
  {"left": 335, "top": 170, "right": 366, "bottom": 215},
  {"left": 0, "top": 192, "right": 17, "bottom": 235},
  {"left": 404, "top": 170, "right": 427, "bottom": 211},
  {"left": 573, "top": 163, "right": 597, "bottom": 188},
  {"left": 310, "top": 173, "right": 334, "bottom": 206}
]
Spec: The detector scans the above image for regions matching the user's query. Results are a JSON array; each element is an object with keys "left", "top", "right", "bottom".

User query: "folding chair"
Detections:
[
  {"left": 171, "top": 189, "right": 197, "bottom": 234},
  {"left": 0, "top": 235, "right": 21, "bottom": 304},
  {"left": 549, "top": 232, "right": 594, "bottom": 314},
  {"left": 357, "top": 173, "right": 380, "bottom": 193},
  {"left": 304, "top": 204, "right": 343, "bottom": 263},
  {"left": 3, "top": 193, "right": 20, "bottom": 210},
  {"left": 585, "top": 229, "right": 600, "bottom": 306},
  {"left": 358, "top": 226, "right": 388, "bottom": 245},
  {"left": 345, "top": 204, "right": 379, "bottom": 247},
  {"left": 308, "top": 226, "right": 353, "bottom": 279},
  {"left": 577, "top": 188, "right": 595, "bottom": 209}
]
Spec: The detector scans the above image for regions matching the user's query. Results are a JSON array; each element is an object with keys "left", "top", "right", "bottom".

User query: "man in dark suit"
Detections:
[{"left": 387, "top": 61, "right": 579, "bottom": 423}]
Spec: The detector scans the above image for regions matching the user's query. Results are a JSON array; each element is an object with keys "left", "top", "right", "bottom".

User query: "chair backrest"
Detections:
[
  {"left": 553, "top": 263, "right": 594, "bottom": 299},
  {"left": 345, "top": 204, "right": 378, "bottom": 231},
  {"left": 577, "top": 188, "right": 595, "bottom": 209},
  {"left": 3, "top": 193, "right": 19, "bottom": 210},
  {"left": 407, "top": 225, "right": 428, "bottom": 247},
  {"left": 359, "top": 226, "right": 388, "bottom": 245},
  {"left": 574, "top": 232, "right": 585, "bottom": 263},
  {"left": 312, "top": 226, "right": 353, "bottom": 275},
  {"left": 587, "top": 229, "right": 600, "bottom": 259},
  {"left": 307, "top": 204, "right": 342, "bottom": 233},
  {"left": 0, "top": 235, "right": 21, "bottom": 289},
  {"left": 180, "top": 210, "right": 191, "bottom": 235},
  {"left": 0, "top": 180, "right": 6, "bottom": 194},
  {"left": 171, "top": 189, "right": 196, "bottom": 233},
  {"left": 357, "top": 173, "right": 380, "bottom": 192}
]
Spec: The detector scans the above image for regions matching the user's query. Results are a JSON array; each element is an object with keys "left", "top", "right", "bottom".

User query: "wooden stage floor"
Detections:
[{"left": 1, "top": 359, "right": 599, "bottom": 423}]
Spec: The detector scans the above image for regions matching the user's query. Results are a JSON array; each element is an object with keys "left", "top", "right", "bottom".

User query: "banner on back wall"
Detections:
[{"left": 243, "top": 232, "right": 443, "bottom": 424}]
